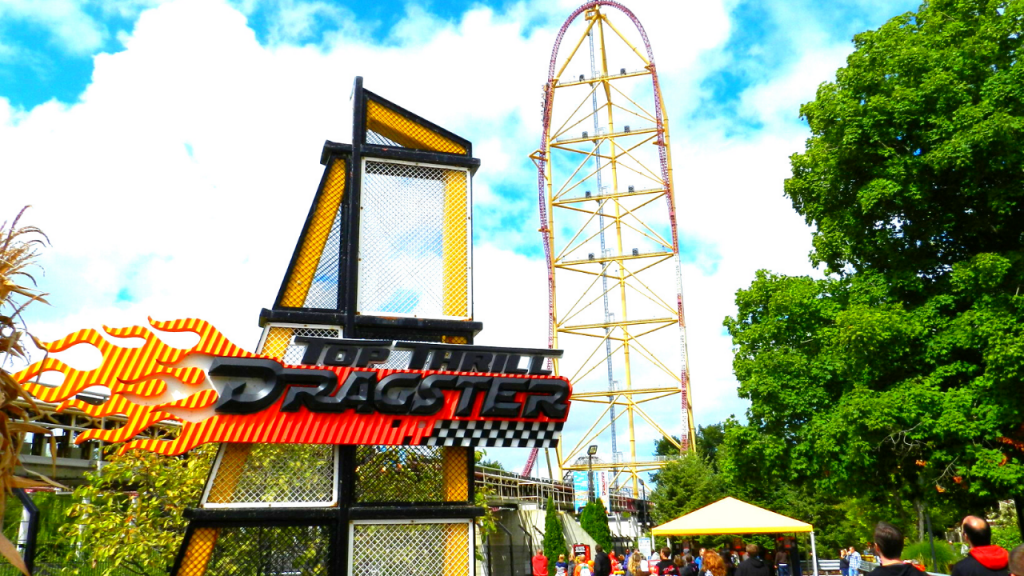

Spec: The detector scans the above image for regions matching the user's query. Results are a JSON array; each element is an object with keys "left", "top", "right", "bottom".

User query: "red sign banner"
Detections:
[{"left": 15, "top": 318, "right": 571, "bottom": 456}]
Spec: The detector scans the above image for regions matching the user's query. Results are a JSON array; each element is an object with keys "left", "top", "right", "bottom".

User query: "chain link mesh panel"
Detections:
[
  {"left": 376, "top": 349, "right": 412, "bottom": 369},
  {"left": 358, "top": 160, "right": 470, "bottom": 319},
  {"left": 260, "top": 325, "right": 342, "bottom": 365},
  {"left": 366, "top": 129, "right": 403, "bottom": 148},
  {"left": 280, "top": 158, "right": 346, "bottom": 309},
  {"left": 351, "top": 521, "right": 471, "bottom": 576},
  {"left": 305, "top": 201, "right": 342, "bottom": 309},
  {"left": 175, "top": 525, "right": 331, "bottom": 576},
  {"left": 365, "top": 100, "right": 468, "bottom": 155},
  {"left": 354, "top": 446, "right": 469, "bottom": 503},
  {"left": 204, "top": 443, "right": 337, "bottom": 506}
]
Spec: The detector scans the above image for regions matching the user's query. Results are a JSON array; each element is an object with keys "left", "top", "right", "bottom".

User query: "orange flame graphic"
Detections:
[
  {"left": 16, "top": 318, "right": 570, "bottom": 457},
  {"left": 15, "top": 318, "right": 255, "bottom": 455}
]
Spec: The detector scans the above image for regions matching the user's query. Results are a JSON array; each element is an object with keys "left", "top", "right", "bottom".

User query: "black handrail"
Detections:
[
  {"left": 13, "top": 489, "right": 38, "bottom": 573},
  {"left": 496, "top": 520, "right": 517, "bottom": 576}
]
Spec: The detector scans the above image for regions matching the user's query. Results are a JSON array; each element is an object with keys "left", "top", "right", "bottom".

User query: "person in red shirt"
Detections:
[
  {"left": 534, "top": 550, "right": 550, "bottom": 576},
  {"left": 952, "top": 517, "right": 1010, "bottom": 576}
]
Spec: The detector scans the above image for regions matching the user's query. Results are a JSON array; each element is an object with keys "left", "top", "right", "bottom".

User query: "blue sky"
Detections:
[{"left": 0, "top": 0, "right": 920, "bottom": 473}]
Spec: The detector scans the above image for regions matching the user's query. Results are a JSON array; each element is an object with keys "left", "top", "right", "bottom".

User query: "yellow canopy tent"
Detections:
[{"left": 651, "top": 497, "right": 819, "bottom": 576}]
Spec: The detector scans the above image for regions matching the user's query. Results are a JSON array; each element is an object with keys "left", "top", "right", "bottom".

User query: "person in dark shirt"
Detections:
[
  {"left": 866, "top": 522, "right": 918, "bottom": 576},
  {"left": 681, "top": 555, "right": 698, "bottom": 576},
  {"left": 736, "top": 545, "right": 771, "bottom": 576},
  {"left": 654, "top": 547, "right": 681, "bottom": 576},
  {"left": 721, "top": 549, "right": 736, "bottom": 576},
  {"left": 1008, "top": 544, "right": 1024, "bottom": 576},
  {"left": 952, "top": 516, "right": 1010, "bottom": 576},
  {"left": 775, "top": 549, "right": 790, "bottom": 576},
  {"left": 594, "top": 545, "right": 612, "bottom": 576}
]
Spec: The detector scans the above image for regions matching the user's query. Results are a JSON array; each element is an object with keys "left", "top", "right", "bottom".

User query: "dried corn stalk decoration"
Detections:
[{"left": 0, "top": 207, "right": 63, "bottom": 575}]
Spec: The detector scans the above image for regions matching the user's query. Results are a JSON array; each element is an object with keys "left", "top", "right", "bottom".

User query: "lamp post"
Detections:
[
  {"left": 637, "top": 478, "right": 648, "bottom": 529},
  {"left": 588, "top": 445, "right": 598, "bottom": 503}
]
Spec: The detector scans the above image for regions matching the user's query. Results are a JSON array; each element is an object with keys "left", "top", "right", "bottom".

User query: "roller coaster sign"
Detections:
[{"left": 14, "top": 318, "right": 571, "bottom": 456}]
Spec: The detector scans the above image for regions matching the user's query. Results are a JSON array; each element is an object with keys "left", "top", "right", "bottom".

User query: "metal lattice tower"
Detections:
[{"left": 529, "top": 0, "right": 696, "bottom": 496}]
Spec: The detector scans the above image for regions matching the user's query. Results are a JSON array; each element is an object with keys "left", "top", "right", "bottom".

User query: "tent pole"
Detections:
[{"left": 809, "top": 531, "right": 818, "bottom": 576}]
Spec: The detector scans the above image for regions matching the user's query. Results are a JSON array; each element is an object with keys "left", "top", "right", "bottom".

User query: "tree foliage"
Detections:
[
  {"left": 649, "top": 453, "right": 725, "bottom": 525},
  {"left": 544, "top": 496, "right": 567, "bottom": 574},
  {"left": 786, "top": 0, "right": 1024, "bottom": 293},
  {"left": 58, "top": 445, "right": 215, "bottom": 575},
  {"left": 721, "top": 0, "right": 1024, "bottom": 542},
  {"left": 580, "top": 499, "right": 612, "bottom": 552}
]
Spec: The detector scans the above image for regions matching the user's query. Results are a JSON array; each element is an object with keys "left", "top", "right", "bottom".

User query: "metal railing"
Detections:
[{"left": 475, "top": 465, "right": 644, "bottom": 513}]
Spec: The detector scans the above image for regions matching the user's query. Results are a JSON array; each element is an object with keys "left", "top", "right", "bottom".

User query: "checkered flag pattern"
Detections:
[{"left": 424, "top": 420, "right": 562, "bottom": 448}]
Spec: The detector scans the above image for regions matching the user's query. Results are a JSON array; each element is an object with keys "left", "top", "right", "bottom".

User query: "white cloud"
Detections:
[
  {"left": 0, "top": 0, "right": 106, "bottom": 55},
  {"left": 261, "top": 0, "right": 360, "bottom": 45},
  {"left": 0, "top": 0, "right": 890, "bottom": 476}
]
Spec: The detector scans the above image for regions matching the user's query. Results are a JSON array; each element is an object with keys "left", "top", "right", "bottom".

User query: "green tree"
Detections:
[
  {"left": 475, "top": 449, "right": 505, "bottom": 471},
  {"left": 654, "top": 436, "right": 679, "bottom": 458},
  {"left": 723, "top": 0, "right": 1024, "bottom": 539},
  {"left": 723, "top": 268, "right": 1009, "bottom": 538},
  {"left": 544, "top": 496, "right": 566, "bottom": 574},
  {"left": 58, "top": 445, "right": 215, "bottom": 575},
  {"left": 652, "top": 423, "right": 729, "bottom": 479},
  {"left": 696, "top": 423, "right": 726, "bottom": 466},
  {"left": 650, "top": 453, "right": 725, "bottom": 524},
  {"left": 786, "top": 0, "right": 1024, "bottom": 296},
  {"left": 580, "top": 499, "right": 612, "bottom": 552}
]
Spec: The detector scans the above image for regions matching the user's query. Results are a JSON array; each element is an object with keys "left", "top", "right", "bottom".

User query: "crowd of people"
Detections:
[
  {"left": 532, "top": 543, "right": 790, "bottom": 576},
  {"left": 839, "top": 547, "right": 862, "bottom": 576},
  {"left": 868, "top": 516, "right": 1021, "bottom": 576},
  {"left": 531, "top": 515, "right": 1024, "bottom": 576}
]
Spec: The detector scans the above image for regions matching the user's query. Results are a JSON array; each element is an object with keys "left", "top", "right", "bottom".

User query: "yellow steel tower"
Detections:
[{"left": 530, "top": 1, "right": 695, "bottom": 497}]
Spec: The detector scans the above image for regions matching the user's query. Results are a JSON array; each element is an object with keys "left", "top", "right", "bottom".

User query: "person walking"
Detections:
[
  {"left": 703, "top": 551, "right": 727, "bottom": 576},
  {"left": 736, "top": 545, "right": 771, "bottom": 576},
  {"left": 651, "top": 549, "right": 665, "bottom": 574},
  {"left": 1008, "top": 545, "right": 1024, "bottom": 576},
  {"left": 721, "top": 549, "right": 736, "bottom": 576},
  {"left": 775, "top": 548, "right": 790, "bottom": 576},
  {"left": 628, "top": 550, "right": 647, "bottom": 576},
  {"left": 652, "top": 547, "right": 681, "bottom": 576},
  {"left": 557, "top": 555, "right": 569, "bottom": 576},
  {"left": 576, "top": 555, "right": 593, "bottom": 576},
  {"left": 865, "top": 522, "right": 917, "bottom": 576},
  {"left": 535, "top": 550, "right": 551, "bottom": 576},
  {"left": 595, "top": 545, "right": 613, "bottom": 576},
  {"left": 681, "top": 555, "right": 698, "bottom": 576},
  {"left": 952, "top": 516, "right": 1010, "bottom": 576},
  {"left": 848, "top": 547, "right": 862, "bottom": 576}
]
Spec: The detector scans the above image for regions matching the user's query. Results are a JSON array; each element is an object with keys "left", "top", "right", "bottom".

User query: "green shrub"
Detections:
[
  {"left": 902, "top": 540, "right": 958, "bottom": 574},
  {"left": 544, "top": 497, "right": 567, "bottom": 574},
  {"left": 580, "top": 499, "right": 612, "bottom": 552}
]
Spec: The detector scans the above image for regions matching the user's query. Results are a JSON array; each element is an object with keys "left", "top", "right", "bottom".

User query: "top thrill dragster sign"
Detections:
[{"left": 14, "top": 318, "right": 571, "bottom": 456}]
